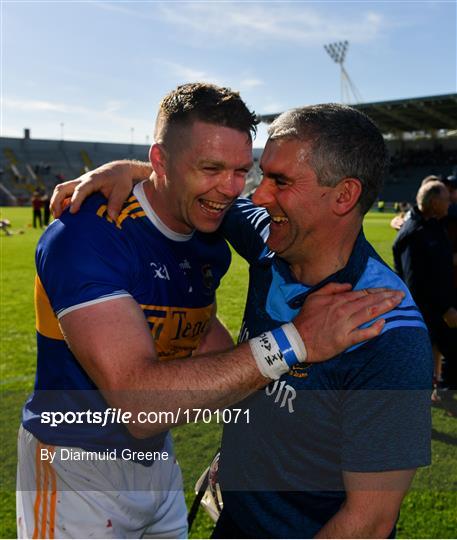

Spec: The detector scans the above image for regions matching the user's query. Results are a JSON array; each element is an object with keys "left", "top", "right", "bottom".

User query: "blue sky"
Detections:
[{"left": 2, "top": 0, "right": 456, "bottom": 148}]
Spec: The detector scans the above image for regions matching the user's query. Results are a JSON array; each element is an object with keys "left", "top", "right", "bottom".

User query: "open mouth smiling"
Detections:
[
  {"left": 270, "top": 215, "right": 289, "bottom": 224},
  {"left": 199, "top": 199, "right": 231, "bottom": 214}
]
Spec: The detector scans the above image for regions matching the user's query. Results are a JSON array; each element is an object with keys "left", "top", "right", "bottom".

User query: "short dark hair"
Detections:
[
  {"left": 154, "top": 82, "right": 258, "bottom": 146},
  {"left": 268, "top": 104, "right": 388, "bottom": 215}
]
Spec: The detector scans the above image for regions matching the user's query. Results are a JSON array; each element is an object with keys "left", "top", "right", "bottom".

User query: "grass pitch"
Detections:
[{"left": 1, "top": 208, "right": 456, "bottom": 538}]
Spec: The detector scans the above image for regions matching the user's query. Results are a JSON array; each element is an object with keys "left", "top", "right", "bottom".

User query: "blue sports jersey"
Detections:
[
  {"left": 23, "top": 182, "right": 231, "bottom": 461},
  {"left": 218, "top": 199, "right": 432, "bottom": 538}
]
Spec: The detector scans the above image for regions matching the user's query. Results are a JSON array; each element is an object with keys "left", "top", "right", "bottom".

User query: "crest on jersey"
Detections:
[
  {"left": 289, "top": 364, "right": 311, "bottom": 378},
  {"left": 202, "top": 265, "right": 214, "bottom": 290}
]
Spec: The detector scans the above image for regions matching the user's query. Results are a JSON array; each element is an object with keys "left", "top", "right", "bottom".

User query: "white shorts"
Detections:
[{"left": 16, "top": 426, "right": 188, "bottom": 539}]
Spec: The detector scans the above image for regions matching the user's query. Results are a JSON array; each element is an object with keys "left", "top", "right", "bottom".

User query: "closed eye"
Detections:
[
  {"left": 271, "top": 175, "right": 289, "bottom": 187},
  {"left": 260, "top": 166, "right": 289, "bottom": 187},
  {"left": 202, "top": 166, "right": 221, "bottom": 173}
]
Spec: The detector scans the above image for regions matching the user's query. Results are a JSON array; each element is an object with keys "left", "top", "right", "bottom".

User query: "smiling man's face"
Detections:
[
  {"left": 158, "top": 120, "right": 253, "bottom": 234},
  {"left": 252, "top": 137, "right": 335, "bottom": 265}
]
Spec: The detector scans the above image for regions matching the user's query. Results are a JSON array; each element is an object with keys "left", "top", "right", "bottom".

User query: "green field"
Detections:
[{"left": 1, "top": 208, "right": 456, "bottom": 538}]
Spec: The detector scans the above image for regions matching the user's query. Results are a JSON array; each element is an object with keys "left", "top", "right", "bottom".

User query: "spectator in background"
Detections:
[
  {"left": 393, "top": 180, "right": 457, "bottom": 393},
  {"left": 442, "top": 175, "right": 457, "bottom": 388},
  {"left": 390, "top": 175, "right": 441, "bottom": 231},
  {"left": 41, "top": 193, "right": 51, "bottom": 226},
  {"left": 31, "top": 191, "right": 42, "bottom": 229},
  {"left": 390, "top": 201, "right": 411, "bottom": 231},
  {"left": 421, "top": 174, "right": 441, "bottom": 186},
  {"left": 0, "top": 218, "right": 12, "bottom": 236},
  {"left": 443, "top": 175, "right": 457, "bottom": 289}
]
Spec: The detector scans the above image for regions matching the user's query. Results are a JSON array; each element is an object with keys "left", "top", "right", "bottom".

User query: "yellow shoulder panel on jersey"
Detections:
[
  {"left": 96, "top": 196, "right": 146, "bottom": 229},
  {"left": 35, "top": 275, "right": 64, "bottom": 340}
]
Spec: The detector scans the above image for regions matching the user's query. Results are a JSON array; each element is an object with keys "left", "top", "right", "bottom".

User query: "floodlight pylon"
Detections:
[{"left": 324, "top": 41, "right": 362, "bottom": 104}]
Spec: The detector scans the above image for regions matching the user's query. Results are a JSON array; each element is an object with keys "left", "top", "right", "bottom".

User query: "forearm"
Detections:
[
  {"left": 314, "top": 502, "right": 396, "bottom": 539},
  {"left": 50, "top": 159, "right": 154, "bottom": 218},
  {"left": 315, "top": 470, "right": 415, "bottom": 539},
  {"left": 103, "top": 342, "right": 267, "bottom": 437}
]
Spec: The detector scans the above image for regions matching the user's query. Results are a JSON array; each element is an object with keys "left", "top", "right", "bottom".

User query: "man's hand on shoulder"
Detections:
[
  {"left": 50, "top": 160, "right": 152, "bottom": 220},
  {"left": 293, "top": 283, "right": 404, "bottom": 363}
]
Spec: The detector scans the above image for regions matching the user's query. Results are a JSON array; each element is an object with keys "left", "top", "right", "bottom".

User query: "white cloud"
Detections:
[
  {"left": 262, "top": 101, "right": 284, "bottom": 114},
  {"left": 152, "top": 59, "right": 237, "bottom": 88},
  {"left": 151, "top": 61, "right": 264, "bottom": 95},
  {"left": 3, "top": 97, "right": 151, "bottom": 140},
  {"left": 103, "top": 100, "right": 124, "bottom": 114},
  {"left": 3, "top": 98, "right": 90, "bottom": 114},
  {"left": 239, "top": 78, "right": 264, "bottom": 89},
  {"left": 90, "top": 1, "right": 152, "bottom": 20},
  {"left": 90, "top": 2, "right": 386, "bottom": 45},
  {"left": 157, "top": 60, "right": 211, "bottom": 82},
  {"left": 4, "top": 97, "right": 127, "bottom": 120},
  {"left": 155, "top": 2, "right": 386, "bottom": 46}
]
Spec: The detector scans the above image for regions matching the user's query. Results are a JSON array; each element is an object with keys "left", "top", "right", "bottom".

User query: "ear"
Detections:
[
  {"left": 331, "top": 178, "right": 362, "bottom": 216},
  {"left": 149, "top": 144, "right": 167, "bottom": 178}
]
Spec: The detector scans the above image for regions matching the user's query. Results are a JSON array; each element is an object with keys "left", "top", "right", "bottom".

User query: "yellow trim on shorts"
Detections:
[{"left": 33, "top": 442, "right": 57, "bottom": 539}]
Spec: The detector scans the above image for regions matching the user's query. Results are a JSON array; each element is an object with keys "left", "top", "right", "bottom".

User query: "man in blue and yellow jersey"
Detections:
[{"left": 24, "top": 86, "right": 405, "bottom": 539}]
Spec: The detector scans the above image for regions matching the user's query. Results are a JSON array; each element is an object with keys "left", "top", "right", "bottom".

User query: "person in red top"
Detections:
[{"left": 31, "top": 191, "right": 43, "bottom": 228}]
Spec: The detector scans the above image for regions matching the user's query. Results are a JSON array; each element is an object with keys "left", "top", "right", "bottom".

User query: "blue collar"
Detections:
[{"left": 261, "top": 230, "right": 370, "bottom": 310}]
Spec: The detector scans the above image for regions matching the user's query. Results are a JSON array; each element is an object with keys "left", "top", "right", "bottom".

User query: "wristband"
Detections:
[{"left": 249, "top": 323, "right": 307, "bottom": 380}]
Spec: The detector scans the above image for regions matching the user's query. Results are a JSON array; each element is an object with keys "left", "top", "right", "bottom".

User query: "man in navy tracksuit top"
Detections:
[{"left": 214, "top": 105, "right": 432, "bottom": 538}]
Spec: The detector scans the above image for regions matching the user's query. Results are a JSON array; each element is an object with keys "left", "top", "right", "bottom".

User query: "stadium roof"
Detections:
[{"left": 258, "top": 93, "right": 457, "bottom": 133}]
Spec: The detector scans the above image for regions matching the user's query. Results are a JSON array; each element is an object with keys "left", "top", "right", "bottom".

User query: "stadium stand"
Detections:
[
  {"left": 260, "top": 93, "right": 457, "bottom": 132},
  {"left": 0, "top": 133, "right": 149, "bottom": 204},
  {"left": 382, "top": 140, "right": 457, "bottom": 201}
]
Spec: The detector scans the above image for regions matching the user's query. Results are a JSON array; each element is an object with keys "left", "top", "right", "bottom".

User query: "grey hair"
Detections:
[
  {"left": 416, "top": 180, "right": 447, "bottom": 211},
  {"left": 420, "top": 175, "right": 440, "bottom": 187},
  {"left": 267, "top": 104, "right": 388, "bottom": 215}
]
